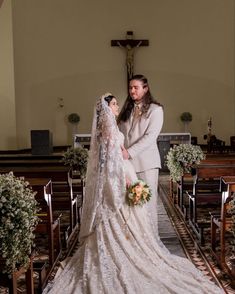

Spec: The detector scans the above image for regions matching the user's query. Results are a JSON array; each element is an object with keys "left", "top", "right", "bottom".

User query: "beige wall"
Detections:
[
  {"left": 3, "top": 0, "right": 234, "bottom": 149},
  {"left": 0, "top": 0, "right": 17, "bottom": 149}
]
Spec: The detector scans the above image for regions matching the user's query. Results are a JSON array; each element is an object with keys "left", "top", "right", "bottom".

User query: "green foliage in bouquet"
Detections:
[
  {"left": 166, "top": 144, "right": 205, "bottom": 182},
  {"left": 62, "top": 146, "right": 89, "bottom": 178},
  {"left": 0, "top": 172, "right": 39, "bottom": 274}
]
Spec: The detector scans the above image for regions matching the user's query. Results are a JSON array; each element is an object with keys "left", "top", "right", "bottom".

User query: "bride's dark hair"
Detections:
[{"left": 104, "top": 95, "right": 115, "bottom": 105}]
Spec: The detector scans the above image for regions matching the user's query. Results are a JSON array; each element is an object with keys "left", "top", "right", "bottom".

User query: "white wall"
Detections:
[
  {"left": 0, "top": 0, "right": 17, "bottom": 149},
  {"left": 7, "top": 0, "right": 235, "bottom": 148}
]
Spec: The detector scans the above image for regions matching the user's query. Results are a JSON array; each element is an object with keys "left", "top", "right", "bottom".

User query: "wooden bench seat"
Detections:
[
  {"left": 68, "top": 169, "right": 85, "bottom": 224},
  {"left": 52, "top": 186, "right": 79, "bottom": 249},
  {"left": 0, "top": 166, "right": 80, "bottom": 253},
  {"left": 186, "top": 164, "right": 235, "bottom": 245},
  {"left": 0, "top": 159, "right": 84, "bottom": 254},
  {"left": 0, "top": 256, "right": 34, "bottom": 294},
  {"left": 176, "top": 173, "right": 193, "bottom": 219},
  {"left": 175, "top": 159, "right": 235, "bottom": 220},
  {"left": 26, "top": 178, "right": 62, "bottom": 286},
  {"left": 211, "top": 176, "right": 235, "bottom": 279}
]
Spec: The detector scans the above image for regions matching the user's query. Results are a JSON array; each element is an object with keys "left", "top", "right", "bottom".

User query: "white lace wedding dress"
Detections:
[{"left": 44, "top": 130, "right": 223, "bottom": 294}]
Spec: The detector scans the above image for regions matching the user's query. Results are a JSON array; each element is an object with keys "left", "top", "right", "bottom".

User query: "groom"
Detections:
[{"left": 118, "top": 74, "right": 163, "bottom": 235}]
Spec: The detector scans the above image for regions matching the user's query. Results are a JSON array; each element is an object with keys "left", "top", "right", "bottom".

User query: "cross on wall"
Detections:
[{"left": 111, "top": 31, "right": 149, "bottom": 89}]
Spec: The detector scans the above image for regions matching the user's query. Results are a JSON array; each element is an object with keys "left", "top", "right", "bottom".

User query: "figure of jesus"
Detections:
[{"left": 117, "top": 41, "right": 142, "bottom": 79}]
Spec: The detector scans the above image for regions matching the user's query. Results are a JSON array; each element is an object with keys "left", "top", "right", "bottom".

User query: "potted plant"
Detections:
[
  {"left": 166, "top": 144, "right": 205, "bottom": 182},
  {"left": 67, "top": 113, "right": 80, "bottom": 142},
  {"left": 68, "top": 113, "right": 80, "bottom": 125},
  {"left": 61, "top": 146, "right": 89, "bottom": 179},
  {"left": 180, "top": 112, "right": 192, "bottom": 132},
  {"left": 0, "top": 172, "right": 39, "bottom": 274}
]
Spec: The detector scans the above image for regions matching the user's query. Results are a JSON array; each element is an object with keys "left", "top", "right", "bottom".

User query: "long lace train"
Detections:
[{"left": 44, "top": 197, "right": 223, "bottom": 294}]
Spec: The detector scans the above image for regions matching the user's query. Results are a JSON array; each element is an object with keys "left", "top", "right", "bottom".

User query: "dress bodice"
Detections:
[
  {"left": 118, "top": 130, "right": 125, "bottom": 146},
  {"left": 118, "top": 130, "right": 138, "bottom": 183}
]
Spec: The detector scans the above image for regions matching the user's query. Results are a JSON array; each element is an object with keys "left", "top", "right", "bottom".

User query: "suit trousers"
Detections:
[{"left": 137, "top": 168, "right": 159, "bottom": 237}]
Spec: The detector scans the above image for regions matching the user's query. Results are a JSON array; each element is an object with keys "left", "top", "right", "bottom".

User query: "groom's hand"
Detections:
[{"left": 121, "top": 146, "right": 130, "bottom": 160}]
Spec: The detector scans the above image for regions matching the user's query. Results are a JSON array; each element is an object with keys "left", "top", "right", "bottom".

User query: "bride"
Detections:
[{"left": 44, "top": 93, "right": 223, "bottom": 294}]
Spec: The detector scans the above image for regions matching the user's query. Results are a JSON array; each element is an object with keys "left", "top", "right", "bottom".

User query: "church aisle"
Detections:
[{"left": 157, "top": 183, "right": 186, "bottom": 258}]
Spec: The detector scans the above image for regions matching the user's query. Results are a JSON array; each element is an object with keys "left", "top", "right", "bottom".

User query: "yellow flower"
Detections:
[
  {"left": 142, "top": 192, "right": 148, "bottom": 199},
  {"left": 134, "top": 194, "right": 141, "bottom": 204},
  {"left": 134, "top": 184, "right": 143, "bottom": 196}
]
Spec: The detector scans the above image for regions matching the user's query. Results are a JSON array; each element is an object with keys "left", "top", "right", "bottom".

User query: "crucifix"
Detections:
[{"left": 111, "top": 31, "right": 149, "bottom": 88}]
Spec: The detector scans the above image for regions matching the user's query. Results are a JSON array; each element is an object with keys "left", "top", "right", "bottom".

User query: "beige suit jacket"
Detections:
[{"left": 119, "top": 104, "right": 163, "bottom": 173}]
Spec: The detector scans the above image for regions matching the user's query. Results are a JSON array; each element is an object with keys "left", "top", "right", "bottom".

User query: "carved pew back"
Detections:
[
  {"left": 211, "top": 176, "right": 235, "bottom": 278},
  {"left": 187, "top": 164, "right": 235, "bottom": 245},
  {"left": 26, "top": 178, "right": 62, "bottom": 287},
  {"left": 1, "top": 166, "right": 79, "bottom": 251},
  {"left": 176, "top": 159, "right": 235, "bottom": 220}
]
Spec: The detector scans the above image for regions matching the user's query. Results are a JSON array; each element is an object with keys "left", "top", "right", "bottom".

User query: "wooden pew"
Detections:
[
  {"left": 211, "top": 176, "right": 235, "bottom": 279},
  {"left": 0, "top": 154, "right": 63, "bottom": 166},
  {"left": 0, "top": 166, "right": 80, "bottom": 253},
  {"left": 51, "top": 172, "right": 79, "bottom": 250},
  {"left": 0, "top": 256, "right": 34, "bottom": 294},
  {"left": 0, "top": 152, "right": 86, "bottom": 255},
  {"left": 26, "top": 178, "right": 62, "bottom": 288},
  {"left": 68, "top": 169, "right": 85, "bottom": 224},
  {"left": 176, "top": 158, "right": 235, "bottom": 220},
  {"left": 186, "top": 164, "right": 235, "bottom": 245},
  {"left": 175, "top": 172, "right": 193, "bottom": 219},
  {"left": 17, "top": 167, "right": 84, "bottom": 234}
]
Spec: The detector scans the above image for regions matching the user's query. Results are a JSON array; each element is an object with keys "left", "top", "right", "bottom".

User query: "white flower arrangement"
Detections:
[
  {"left": 127, "top": 180, "right": 152, "bottom": 206},
  {"left": 0, "top": 172, "right": 39, "bottom": 274},
  {"left": 166, "top": 144, "right": 205, "bottom": 182},
  {"left": 61, "top": 146, "right": 89, "bottom": 178}
]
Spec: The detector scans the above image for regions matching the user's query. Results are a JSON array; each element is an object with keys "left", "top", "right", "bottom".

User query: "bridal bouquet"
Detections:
[{"left": 127, "top": 180, "right": 152, "bottom": 206}]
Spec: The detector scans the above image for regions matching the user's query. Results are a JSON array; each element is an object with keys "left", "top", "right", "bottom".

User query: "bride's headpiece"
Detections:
[
  {"left": 79, "top": 93, "right": 126, "bottom": 241},
  {"left": 95, "top": 93, "right": 115, "bottom": 142}
]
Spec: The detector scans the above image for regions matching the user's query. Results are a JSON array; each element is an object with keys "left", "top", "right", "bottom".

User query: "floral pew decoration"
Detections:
[
  {"left": 0, "top": 172, "right": 39, "bottom": 274},
  {"left": 61, "top": 146, "right": 89, "bottom": 179},
  {"left": 166, "top": 143, "right": 205, "bottom": 183}
]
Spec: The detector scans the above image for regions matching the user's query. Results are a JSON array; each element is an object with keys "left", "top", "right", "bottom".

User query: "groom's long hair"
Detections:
[{"left": 117, "top": 74, "right": 162, "bottom": 124}]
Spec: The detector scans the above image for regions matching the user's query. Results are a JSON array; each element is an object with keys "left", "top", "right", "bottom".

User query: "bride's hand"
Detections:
[{"left": 126, "top": 177, "right": 131, "bottom": 187}]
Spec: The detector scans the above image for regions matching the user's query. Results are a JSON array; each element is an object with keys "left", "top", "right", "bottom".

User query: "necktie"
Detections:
[{"left": 133, "top": 105, "right": 140, "bottom": 120}]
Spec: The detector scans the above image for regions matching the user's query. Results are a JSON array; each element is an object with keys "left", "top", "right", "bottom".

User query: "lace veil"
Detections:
[{"left": 79, "top": 93, "right": 126, "bottom": 242}]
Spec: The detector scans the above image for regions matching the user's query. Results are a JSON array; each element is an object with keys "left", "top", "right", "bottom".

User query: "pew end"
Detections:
[{"left": 210, "top": 176, "right": 235, "bottom": 280}]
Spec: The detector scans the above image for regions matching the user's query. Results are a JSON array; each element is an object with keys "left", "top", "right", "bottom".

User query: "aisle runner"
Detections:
[{"left": 159, "top": 174, "right": 235, "bottom": 294}]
